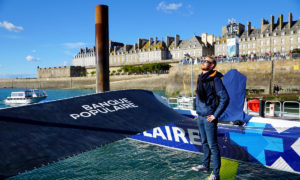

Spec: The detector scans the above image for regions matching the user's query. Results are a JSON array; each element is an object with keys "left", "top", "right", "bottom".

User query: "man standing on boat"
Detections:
[{"left": 192, "top": 56, "right": 229, "bottom": 180}]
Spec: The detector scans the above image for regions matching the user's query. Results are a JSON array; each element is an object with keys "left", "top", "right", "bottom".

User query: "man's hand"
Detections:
[
  {"left": 206, "top": 115, "right": 216, "bottom": 122},
  {"left": 194, "top": 114, "right": 199, "bottom": 120}
]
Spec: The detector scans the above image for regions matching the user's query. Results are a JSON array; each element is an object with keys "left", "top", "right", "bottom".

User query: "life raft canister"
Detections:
[{"left": 247, "top": 99, "right": 260, "bottom": 112}]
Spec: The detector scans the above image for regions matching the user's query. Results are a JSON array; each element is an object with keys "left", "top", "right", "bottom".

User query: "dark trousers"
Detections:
[{"left": 197, "top": 116, "right": 221, "bottom": 175}]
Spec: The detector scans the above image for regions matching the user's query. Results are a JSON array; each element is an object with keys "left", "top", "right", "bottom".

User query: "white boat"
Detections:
[{"left": 4, "top": 89, "right": 47, "bottom": 105}]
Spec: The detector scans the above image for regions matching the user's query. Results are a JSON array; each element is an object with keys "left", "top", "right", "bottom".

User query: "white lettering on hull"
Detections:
[
  {"left": 69, "top": 98, "right": 139, "bottom": 119},
  {"left": 141, "top": 126, "right": 202, "bottom": 145}
]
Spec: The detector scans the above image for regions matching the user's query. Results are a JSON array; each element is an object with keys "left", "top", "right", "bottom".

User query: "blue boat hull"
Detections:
[{"left": 130, "top": 109, "right": 300, "bottom": 174}]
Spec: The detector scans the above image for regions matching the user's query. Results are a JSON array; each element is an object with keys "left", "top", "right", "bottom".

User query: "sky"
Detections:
[{"left": 0, "top": 0, "right": 299, "bottom": 78}]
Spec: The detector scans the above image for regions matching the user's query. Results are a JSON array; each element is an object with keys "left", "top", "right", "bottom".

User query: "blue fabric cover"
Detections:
[{"left": 219, "top": 69, "right": 252, "bottom": 123}]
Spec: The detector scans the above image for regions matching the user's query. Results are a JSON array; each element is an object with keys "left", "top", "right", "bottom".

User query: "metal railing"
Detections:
[
  {"left": 265, "top": 101, "right": 282, "bottom": 117},
  {"left": 179, "top": 53, "right": 300, "bottom": 66},
  {"left": 282, "top": 101, "right": 300, "bottom": 118},
  {"left": 177, "top": 97, "right": 195, "bottom": 110},
  {"left": 163, "top": 96, "right": 300, "bottom": 120}
]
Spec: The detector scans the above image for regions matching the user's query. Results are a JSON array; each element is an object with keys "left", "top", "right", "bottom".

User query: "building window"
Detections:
[
  {"left": 298, "top": 36, "right": 300, "bottom": 42},
  {"left": 260, "top": 49, "right": 264, "bottom": 53},
  {"left": 281, "top": 38, "right": 285, "bottom": 44},
  {"left": 253, "top": 43, "right": 256, "bottom": 48},
  {"left": 290, "top": 37, "right": 294, "bottom": 43},
  {"left": 281, "top": 32, "right": 285, "bottom": 35},
  {"left": 260, "top": 40, "right": 263, "bottom": 46},
  {"left": 266, "top": 40, "right": 270, "bottom": 45},
  {"left": 273, "top": 47, "right": 277, "bottom": 52},
  {"left": 247, "top": 44, "right": 250, "bottom": 48},
  {"left": 273, "top": 39, "right": 277, "bottom": 45},
  {"left": 243, "top": 44, "right": 246, "bottom": 49},
  {"left": 281, "top": 47, "right": 285, "bottom": 52}
]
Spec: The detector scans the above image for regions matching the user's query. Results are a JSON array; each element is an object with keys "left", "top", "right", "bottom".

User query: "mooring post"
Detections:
[{"left": 95, "top": 5, "right": 109, "bottom": 93}]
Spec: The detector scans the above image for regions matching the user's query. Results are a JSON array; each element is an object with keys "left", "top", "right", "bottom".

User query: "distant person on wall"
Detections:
[
  {"left": 273, "top": 84, "right": 279, "bottom": 96},
  {"left": 191, "top": 56, "right": 229, "bottom": 180}
]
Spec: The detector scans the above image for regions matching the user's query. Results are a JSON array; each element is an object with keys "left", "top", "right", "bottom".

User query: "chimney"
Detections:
[
  {"left": 289, "top": 12, "right": 293, "bottom": 29},
  {"left": 166, "top": 36, "right": 170, "bottom": 47},
  {"left": 149, "top": 37, "right": 153, "bottom": 47},
  {"left": 175, "top": 34, "right": 180, "bottom": 48},
  {"left": 114, "top": 46, "right": 116, "bottom": 54},
  {"left": 279, "top": 14, "right": 283, "bottom": 30},
  {"left": 138, "top": 38, "right": 142, "bottom": 49},
  {"left": 154, "top": 37, "right": 157, "bottom": 45},
  {"left": 247, "top": 21, "right": 251, "bottom": 36},
  {"left": 270, "top": 15, "right": 274, "bottom": 32},
  {"left": 109, "top": 40, "right": 112, "bottom": 51},
  {"left": 202, "top": 33, "right": 207, "bottom": 45},
  {"left": 166, "top": 36, "right": 174, "bottom": 47}
]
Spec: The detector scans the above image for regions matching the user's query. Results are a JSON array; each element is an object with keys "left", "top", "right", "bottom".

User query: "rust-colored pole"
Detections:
[{"left": 95, "top": 5, "right": 109, "bottom": 93}]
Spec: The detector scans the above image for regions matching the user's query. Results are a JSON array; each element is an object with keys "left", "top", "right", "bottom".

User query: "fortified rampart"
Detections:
[
  {"left": 166, "top": 58, "right": 300, "bottom": 96},
  {"left": 37, "top": 66, "right": 86, "bottom": 78},
  {"left": 1, "top": 59, "right": 300, "bottom": 96},
  {"left": 0, "top": 74, "right": 169, "bottom": 90}
]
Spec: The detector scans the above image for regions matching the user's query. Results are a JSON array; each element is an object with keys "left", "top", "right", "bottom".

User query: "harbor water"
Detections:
[{"left": 1, "top": 88, "right": 300, "bottom": 180}]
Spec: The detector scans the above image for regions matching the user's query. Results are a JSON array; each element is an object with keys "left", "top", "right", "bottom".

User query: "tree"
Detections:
[
  {"left": 292, "top": 48, "right": 300, "bottom": 53},
  {"left": 90, "top": 71, "right": 96, "bottom": 76}
]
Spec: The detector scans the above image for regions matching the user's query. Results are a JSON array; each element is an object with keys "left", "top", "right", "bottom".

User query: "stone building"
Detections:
[
  {"left": 72, "top": 33, "right": 216, "bottom": 67},
  {"left": 215, "top": 12, "right": 300, "bottom": 57},
  {"left": 37, "top": 66, "right": 86, "bottom": 79},
  {"left": 170, "top": 34, "right": 215, "bottom": 60}
]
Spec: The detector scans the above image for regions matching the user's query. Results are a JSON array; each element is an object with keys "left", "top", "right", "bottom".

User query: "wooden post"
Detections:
[{"left": 95, "top": 5, "right": 109, "bottom": 93}]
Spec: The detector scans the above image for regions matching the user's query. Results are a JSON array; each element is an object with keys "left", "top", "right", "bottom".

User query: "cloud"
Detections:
[
  {"left": 0, "top": 21, "right": 23, "bottom": 32},
  {"left": 157, "top": 1, "right": 182, "bottom": 13},
  {"left": 63, "top": 50, "right": 73, "bottom": 55},
  {"left": 0, "top": 35, "right": 19, "bottom": 39},
  {"left": 185, "top": 4, "right": 194, "bottom": 15},
  {"left": 26, "top": 55, "right": 40, "bottom": 61},
  {"left": 63, "top": 42, "right": 87, "bottom": 49},
  {"left": 0, "top": 64, "right": 2, "bottom": 68},
  {"left": 63, "top": 61, "right": 68, "bottom": 66},
  {"left": 32, "top": 50, "right": 37, "bottom": 53}
]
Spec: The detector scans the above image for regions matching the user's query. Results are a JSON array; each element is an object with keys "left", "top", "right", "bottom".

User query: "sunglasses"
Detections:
[{"left": 201, "top": 60, "right": 213, "bottom": 64}]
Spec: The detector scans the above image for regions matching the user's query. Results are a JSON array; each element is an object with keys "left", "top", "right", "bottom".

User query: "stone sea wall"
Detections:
[
  {"left": 1, "top": 59, "right": 299, "bottom": 97},
  {"left": 0, "top": 74, "right": 169, "bottom": 90},
  {"left": 166, "top": 58, "right": 300, "bottom": 96}
]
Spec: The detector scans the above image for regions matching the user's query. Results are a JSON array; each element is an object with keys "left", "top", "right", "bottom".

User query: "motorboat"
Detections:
[{"left": 4, "top": 89, "right": 47, "bottom": 105}]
